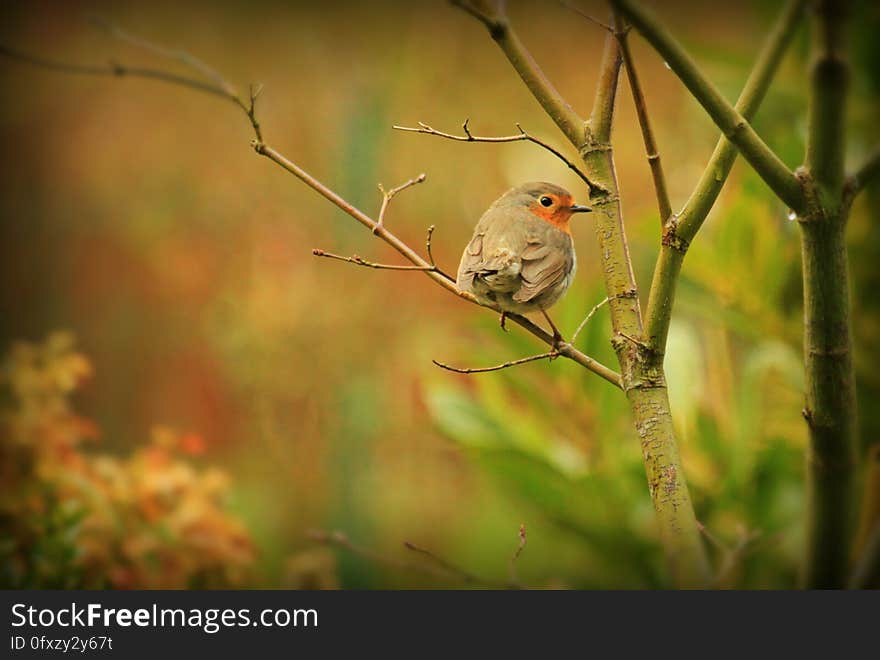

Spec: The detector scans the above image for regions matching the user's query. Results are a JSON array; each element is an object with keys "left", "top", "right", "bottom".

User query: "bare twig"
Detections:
[
  {"left": 89, "top": 15, "right": 231, "bottom": 90},
  {"left": 312, "top": 249, "right": 437, "bottom": 271},
  {"left": 508, "top": 523, "right": 527, "bottom": 586},
  {"left": 558, "top": 1, "right": 614, "bottom": 32},
  {"left": 571, "top": 297, "right": 610, "bottom": 345},
  {"left": 432, "top": 350, "right": 559, "bottom": 375},
  {"left": 393, "top": 121, "right": 605, "bottom": 195},
  {"left": 307, "top": 529, "right": 453, "bottom": 581},
  {"left": 92, "top": 15, "right": 264, "bottom": 141},
  {"left": 425, "top": 225, "right": 438, "bottom": 268},
  {"left": 715, "top": 527, "right": 761, "bottom": 588},
  {"left": 613, "top": 13, "right": 672, "bottom": 226},
  {"left": 376, "top": 173, "right": 427, "bottom": 231},
  {"left": 434, "top": 297, "right": 608, "bottom": 375},
  {"left": 403, "top": 541, "right": 482, "bottom": 584},
  {"left": 0, "top": 43, "right": 229, "bottom": 98}
]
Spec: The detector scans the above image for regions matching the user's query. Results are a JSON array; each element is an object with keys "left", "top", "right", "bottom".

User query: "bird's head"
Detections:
[{"left": 501, "top": 182, "right": 591, "bottom": 234}]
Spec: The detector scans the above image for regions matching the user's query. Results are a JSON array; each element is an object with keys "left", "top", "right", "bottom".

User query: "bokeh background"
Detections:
[{"left": 0, "top": 0, "right": 877, "bottom": 589}]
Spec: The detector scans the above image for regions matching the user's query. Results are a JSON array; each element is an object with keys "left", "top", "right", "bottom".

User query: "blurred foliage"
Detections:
[
  {"left": 0, "top": 1, "right": 877, "bottom": 588},
  {"left": 0, "top": 333, "right": 255, "bottom": 588}
]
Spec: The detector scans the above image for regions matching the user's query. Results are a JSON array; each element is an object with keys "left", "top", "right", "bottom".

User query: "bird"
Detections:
[{"left": 456, "top": 181, "right": 591, "bottom": 343}]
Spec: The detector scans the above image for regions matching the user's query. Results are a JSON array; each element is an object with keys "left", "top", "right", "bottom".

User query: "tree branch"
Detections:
[
  {"left": 392, "top": 120, "right": 605, "bottom": 195},
  {"left": 612, "top": 14, "right": 672, "bottom": 226},
  {"left": 800, "top": 0, "right": 857, "bottom": 590},
  {"left": 432, "top": 351, "right": 558, "bottom": 375},
  {"left": 312, "top": 249, "right": 438, "bottom": 272},
  {"left": 611, "top": 0, "right": 806, "bottom": 214},
  {"left": 588, "top": 28, "right": 624, "bottom": 147},
  {"left": 571, "top": 297, "right": 609, "bottom": 345},
  {"left": 643, "top": 0, "right": 808, "bottom": 353},
  {"left": 450, "top": 0, "right": 587, "bottom": 149},
  {"left": 376, "top": 173, "right": 427, "bottom": 231},
  {"left": 805, "top": 0, "right": 849, "bottom": 200},
  {"left": 403, "top": 540, "right": 515, "bottom": 588},
  {"left": 0, "top": 43, "right": 231, "bottom": 99}
]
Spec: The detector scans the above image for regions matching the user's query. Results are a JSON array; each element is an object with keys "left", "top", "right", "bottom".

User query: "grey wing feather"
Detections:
[{"left": 513, "top": 235, "right": 573, "bottom": 303}]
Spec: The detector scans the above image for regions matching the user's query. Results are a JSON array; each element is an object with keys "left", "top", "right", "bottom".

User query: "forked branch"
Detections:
[{"left": 611, "top": 0, "right": 806, "bottom": 214}]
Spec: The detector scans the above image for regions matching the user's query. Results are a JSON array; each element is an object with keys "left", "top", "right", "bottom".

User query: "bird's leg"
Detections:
[
  {"left": 499, "top": 311, "right": 509, "bottom": 332},
  {"left": 540, "top": 309, "right": 564, "bottom": 353}
]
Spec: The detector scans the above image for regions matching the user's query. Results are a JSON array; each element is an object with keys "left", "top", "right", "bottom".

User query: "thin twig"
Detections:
[
  {"left": 425, "top": 225, "right": 437, "bottom": 268},
  {"left": 89, "top": 15, "right": 232, "bottom": 92},
  {"left": 403, "top": 541, "right": 480, "bottom": 584},
  {"left": 571, "top": 297, "right": 610, "bottom": 344},
  {"left": 307, "top": 529, "right": 454, "bottom": 581},
  {"left": 558, "top": 1, "right": 614, "bottom": 32},
  {"left": 393, "top": 121, "right": 605, "bottom": 195},
  {"left": 0, "top": 43, "right": 229, "bottom": 98},
  {"left": 613, "top": 13, "right": 672, "bottom": 226},
  {"left": 432, "top": 350, "right": 560, "bottom": 375},
  {"left": 312, "top": 249, "right": 437, "bottom": 271},
  {"left": 508, "top": 524, "right": 527, "bottom": 586},
  {"left": 434, "top": 297, "right": 608, "bottom": 376},
  {"left": 376, "top": 173, "right": 427, "bottom": 231},
  {"left": 714, "top": 527, "right": 761, "bottom": 588},
  {"left": 90, "top": 15, "right": 264, "bottom": 141}
]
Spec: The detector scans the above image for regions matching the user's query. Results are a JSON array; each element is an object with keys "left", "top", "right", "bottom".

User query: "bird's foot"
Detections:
[{"left": 499, "top": 311, "right": 509, "bottom": 332}]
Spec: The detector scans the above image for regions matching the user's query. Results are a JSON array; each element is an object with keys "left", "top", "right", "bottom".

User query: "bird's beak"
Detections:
[{"left": 569, "top": 204, "right": 592, "bottom": 214}]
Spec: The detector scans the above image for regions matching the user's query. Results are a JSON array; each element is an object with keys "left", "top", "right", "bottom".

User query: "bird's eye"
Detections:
[{"left": 539, "top": 196, "right": 553, "bottom": 207}]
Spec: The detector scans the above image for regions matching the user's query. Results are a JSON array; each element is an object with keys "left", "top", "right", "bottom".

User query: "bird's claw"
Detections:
[{"left": 499, "top": 311, "right": 509, "bottom": 332}]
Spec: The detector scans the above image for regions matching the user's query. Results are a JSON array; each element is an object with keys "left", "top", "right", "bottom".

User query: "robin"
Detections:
[{"left": 456, "top": 182, "right": 591, "bottom": 343}]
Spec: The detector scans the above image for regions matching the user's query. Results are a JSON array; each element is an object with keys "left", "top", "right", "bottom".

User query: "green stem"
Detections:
[
  {"left": 644, "top": 0, "right": 807, "bottom": 352},
  {"left": 800, "top": 0, "right": 856, "bottom": 589},
  {"left": 612, "top": 0, "right": 806, "bottom": 214},
  {"left": 800, "top": 213, "right": 856, "bottom": 588},
  {"left": 806, "top": 0, "right": 848, "bottom": 200}
]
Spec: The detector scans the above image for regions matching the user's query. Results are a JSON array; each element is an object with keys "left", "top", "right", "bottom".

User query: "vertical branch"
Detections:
[
  {"left": 800, "top": 0, "right": 855, "bottom": 592},
  {"left": 805, "top": 0, "right": 848, "bottom": 200},
  {"left": 584, "top": 33, "right": 710, "bottom": 588},
  {"left": 613, "top": 15, "right": 672, "bottom": 226}
]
